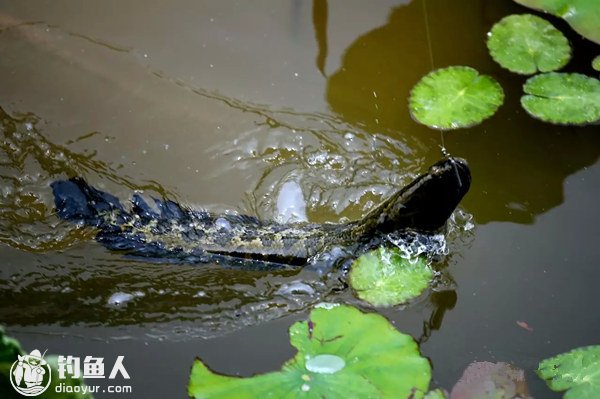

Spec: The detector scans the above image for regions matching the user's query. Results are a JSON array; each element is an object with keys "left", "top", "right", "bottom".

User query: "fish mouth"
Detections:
[{"left": 429, "top": 157, "right": 470, "bottom": 189}]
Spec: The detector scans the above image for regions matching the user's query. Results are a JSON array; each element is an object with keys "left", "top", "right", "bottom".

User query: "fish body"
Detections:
[{"left": 52, "top": 157, "right": 471, "bottom": 268}]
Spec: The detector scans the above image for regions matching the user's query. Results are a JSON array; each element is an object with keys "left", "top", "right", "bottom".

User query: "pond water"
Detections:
[{"left": 1, "top": 0, "right": 599, "bottom": 397}]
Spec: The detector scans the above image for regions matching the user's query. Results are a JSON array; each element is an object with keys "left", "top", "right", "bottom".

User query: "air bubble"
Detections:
[{"left": 107, "top": 292, "right": 134, "bottom": 307}]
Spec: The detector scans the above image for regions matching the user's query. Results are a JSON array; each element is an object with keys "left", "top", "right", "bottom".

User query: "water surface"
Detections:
[{"left": 1, "top": 0, "right": 599, "bottom": 397}]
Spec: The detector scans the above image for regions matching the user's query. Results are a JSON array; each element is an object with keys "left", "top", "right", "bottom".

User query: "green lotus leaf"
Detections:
[
  {"left": 593, "top": 55, "right": 600, "bottom": 71},
  {"left": 514, "top": 0, "right": 600, "bottom": 44},
  {"left": 409, "top": 66, "right": 504, "bottom": 130},
  {"left": 0, "top": 327, "right": 22, "bottom": 364},
  {"left": 424, "top": 389, "right": 448, "bottom": 399},
  {"left": 521, "top": 72, "right": 600, "bottom": 124},
  {"left": 487, "top": 14, "right": 571, "bottom": 74},
  {"left": 349, "top": 247, "right": 433, "bottom": 307},
  {"left": 188, "top": 304, "right": 431, "bottom": 399},
  {"left": 537, "top": 345, "right": 600, "bottom": 399}
]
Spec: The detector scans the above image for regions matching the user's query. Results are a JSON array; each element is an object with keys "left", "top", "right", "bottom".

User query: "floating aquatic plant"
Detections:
[
  {"left": 424, "top": 389, "right": 448, "bottom": 399},
  {"left": 487, "top": 14, "right": 571, "bottom": 75},
  {"left": 349, "top": 247, "right": 433, "bottom": 307},
  {"left": 538, "top": 345, "right": 600, "bottom": 398},
  {"left": 188, "top": 304, "right": 431, "bottom": 398},
  {"left": 409, "top": 66, "right": 504, "bottom": 130},
  {"left": 593, "top": 55, "right": 600, "bottom": 72},
  {"left": 514, "top": 0, "right": 600, "bottom": 44},
  {"left": 450, "top": 362, "right": 530, "bottom": 399},
  {"left": 521, "top": 72, "right": 600, "bottom": 124}
]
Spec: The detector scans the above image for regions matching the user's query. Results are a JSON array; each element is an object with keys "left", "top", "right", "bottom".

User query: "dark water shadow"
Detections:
[{"left": 324, "top": 0, "right": 600, "bottom": 224}]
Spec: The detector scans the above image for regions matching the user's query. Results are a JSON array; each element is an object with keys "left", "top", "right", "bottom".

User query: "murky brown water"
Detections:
[{"left": 1, "top": 0, "right": 599, "bottom": 398}]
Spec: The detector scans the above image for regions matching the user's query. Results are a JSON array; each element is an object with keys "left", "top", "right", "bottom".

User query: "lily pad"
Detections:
[
  {"left": 450, "top": 362, "right": 530, "bottom": 399},
  {"left": 593, "top": 55, "right": 600, "bottom": 71},
  {"left": 349, "top": 247, "right": 433, "bottom": 307},
  {"left": 514, "top": 0, "right": 600, "bottom": 44},
  {"left": 537, "top": 345, "right": 600, "bottom": 398},
  {"left": 425, "top": 389, "right": 448, "bottom": 399},
  {"left": 0, "top": 327, "right": 21, "bottom": 364},
  {"left": 188, "top": 304, "right": 431, "bottom": 398},
  {"left": 487, "top": 14, "right": 571, "bottom": 74},
  {"left": 521, "top": 72, "right": 600, "bottom": 124},
  {"left": 409, "top": 66, "right": 504, "bottom": 130}
]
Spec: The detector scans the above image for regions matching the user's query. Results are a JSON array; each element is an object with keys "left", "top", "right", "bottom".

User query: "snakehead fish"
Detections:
[{"left": 51, "top": 157, "right": 471, "bottom": 268}]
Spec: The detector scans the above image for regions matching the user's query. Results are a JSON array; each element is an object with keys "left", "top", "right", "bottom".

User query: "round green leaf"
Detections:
[
  {"left": 538, "top": 345, "right": 600, "bottom": 399},
  {"left": 349, "top": 247, "right": 433, "bottom": 307},
  {"left": 593, "top": 55, "right": 600, "bottom": 72},
  {"left": 424, "top": 389, "right": 448, "bottom": 399},
  {"left": 514, "top": 0, "right": 600, "bottom": 45},
  {"left": 0, "top": 326, "right": 22, "bottom": 364},
  {"left": 409, "top": 66, "right": 504, "bottom": 130},
  {"left": 487, "top": 14, "right": 571, "bottom": 74},
  {"left": 521, "top": 72, "right": 600, "bottom": 124},
  {"left": 188, "top": 304, "right": 431, "bottom": 398}
]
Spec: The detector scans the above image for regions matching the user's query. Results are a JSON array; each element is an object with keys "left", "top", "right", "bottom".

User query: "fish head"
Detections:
[{"left": 377, "top": 157, "right": 471, "bottom": 233}]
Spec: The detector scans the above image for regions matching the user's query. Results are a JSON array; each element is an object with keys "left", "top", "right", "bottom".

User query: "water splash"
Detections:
[
  {"left": 211, "top": 125, "right": 422, "bottom": 223},
  {"left": 386, "top": 231, "right": 448, "bottom": 261},
  {"left": 0, "top": 107, "right": 176, "bottom": 252}
]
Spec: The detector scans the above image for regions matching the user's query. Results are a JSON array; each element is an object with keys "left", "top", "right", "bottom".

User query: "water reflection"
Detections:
[
  {"left": 417, "top": 290, "right": 457, "bottom": 344},
  {"left": 0, "top": 239, "right": 464, "bottom": 340},
  {"left": 312, "top": 0, "right": 328, "bottom": 76}
]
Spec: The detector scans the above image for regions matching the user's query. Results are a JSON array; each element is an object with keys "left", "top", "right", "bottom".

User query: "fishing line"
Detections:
[
  {"left": 422, "top": 0, "right": 435, "bottom": 71},
  {"left": 422, "top": 0, "right": 450, "bottom": 160}
]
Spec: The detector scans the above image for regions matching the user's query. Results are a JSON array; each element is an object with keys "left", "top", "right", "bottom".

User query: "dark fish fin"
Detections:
[
  {"left": 132, "top": 194, "right": 160, "bottom": 220},
  {"left": 153, "top": 198, "right": 187, "bottom": 220},
  {"left": 51, "top": 177, "right": 127, "bottom": 227},
  {"left": 225, "top": 213, "right": 262, "bottom": 226}
]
